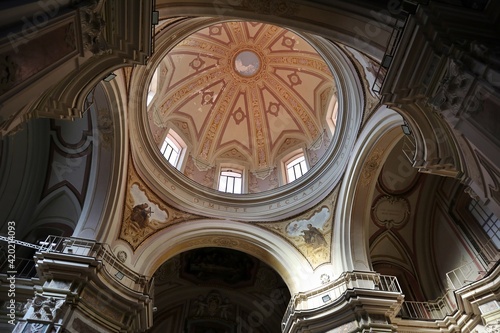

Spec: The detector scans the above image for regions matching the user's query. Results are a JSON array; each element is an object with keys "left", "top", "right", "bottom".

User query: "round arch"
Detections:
[
  {"left": 130, "top": 219, "right": 316, "bottom": 294},
  {"left": 154, "top": 0, "right": 395, "bottom": 60},
  {"left": 333, "top": 106, "right": 404, "bottom": 274}
]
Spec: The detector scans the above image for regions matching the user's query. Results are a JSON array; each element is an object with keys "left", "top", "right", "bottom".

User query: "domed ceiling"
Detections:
[{"left": 148, "top": 21, "right": 337, "bottom": 193}]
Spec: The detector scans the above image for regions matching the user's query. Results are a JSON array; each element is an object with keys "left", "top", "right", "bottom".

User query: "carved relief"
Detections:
[
  {"left": 0, "top": 55, "right": 18, "bottom": 95},
  {"left": 308, "top": 149, "right": 319, "bottom": 166},
  {"left": 320, "top": 273, "right": 331, "bottom": 285},
  {"left": 202, "top": 166, "right": 216, "bottom": 187},
  {"left": 277, "top": 138, "right": 302, "bottom": 156},
  {"left": 191, "top": 290, "right": 233, "bottom": 320},
  {"left": 116, "top": 250, "right": 127, "bottom": 263},
  {"left": 267, "top": 168, "right": 279, "bottom": 189},
  {"left": 361, "top": 149, "right": 384, "bottom": 187},
  {"left": 428, "top": 59, "right": 474, "bottom": 115},
  {"left": 27, "top": 294, "right": 64, "bottom": 321},
  {"left": 17, "top": 322, "right": 51, "bottom": 333},
  {"left": 79, "top": 1, "right": 110, "bottom": 55},
  {"left": 219, "top": 148, "right": 247, "bottom": 161},
  {"left": 372, "top": 195, "right": 411, "bottom": 229}
]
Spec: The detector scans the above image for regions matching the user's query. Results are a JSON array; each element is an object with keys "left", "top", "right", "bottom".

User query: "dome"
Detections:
[{"left": 147, "top": 21, "right": 338, "bottom": 194}]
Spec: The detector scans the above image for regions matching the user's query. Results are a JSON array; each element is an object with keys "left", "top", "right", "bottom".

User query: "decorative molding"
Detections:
[
  {"left": 130, "top": 17, "right": 364, "bottom": 221},
  {"left": 428, "top": 59, "right": 474, "bottom": 116},
  {"left": 219, "top": 148, "right": 247, "bottom": 161},
  {"left": 360, "top": 148, "right": 384, "bottom": 187},
  {"left": 80, "top": 289, "right": 123, "bottom": 323},
  {"left": 252, "top": 167, "right": 275, "bottom": 180},
  {"left": 79, "top": 1, "right": 110, "bottom": 56},
  {"left": 371, "top": 195, "right": 410, "bottom": 229},
  {"left": 241, "top": 0, "right": 299, "bottom": 16},
  {"left": 116, "top": 250, "right": 127, "bottom": 263}
]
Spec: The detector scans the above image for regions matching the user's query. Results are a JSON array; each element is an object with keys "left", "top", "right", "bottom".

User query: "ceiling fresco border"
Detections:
[{"left": 119, "top": 158, "right": 205, "bottom": 251}]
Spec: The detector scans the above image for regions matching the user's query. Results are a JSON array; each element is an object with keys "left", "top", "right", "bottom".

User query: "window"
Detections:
[
  {"left": 160, "top": 133, "right": 184, "bottom": 169},
  {"left": 286, "top": 154, "right": 308, "bottom": 183},
  {"left": 326, "top": 96, "right": 338, "bottom": 136},
  {"left": 218, "top": 168, "right": 243, "bottom": 194},
  {"left": 469, "top": 199, "right": 500, "bottom": 249},
  {"left": 147, "top": 68, "right": 159, "bottom": 106}
]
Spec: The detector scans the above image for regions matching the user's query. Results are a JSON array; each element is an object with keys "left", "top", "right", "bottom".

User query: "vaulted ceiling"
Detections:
[{"left": 148, "top": 21, "right": 336, "bottom": 177}]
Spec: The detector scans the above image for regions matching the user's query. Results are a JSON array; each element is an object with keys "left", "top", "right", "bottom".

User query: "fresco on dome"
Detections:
[
  {"left": 285, "top": 206, "right": 331, "bottom": 267},
  {"left": 257, "top": 187, "right": 338, "bottom": 269},
  {"left": 119, "top": 161, "right": 202, "bottom": 250},
  {"left": 286, "top": 207, "right": 330, "bottom": 248}
]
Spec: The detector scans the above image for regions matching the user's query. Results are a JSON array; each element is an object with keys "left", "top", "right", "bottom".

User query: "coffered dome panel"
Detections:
[{"left": 149, "top": 21, "right": 337, "bottom": 183}]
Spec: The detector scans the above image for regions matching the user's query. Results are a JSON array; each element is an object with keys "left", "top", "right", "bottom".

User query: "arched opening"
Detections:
[{"left": 150, "top": 247, "right": 291, "bottom": 333}]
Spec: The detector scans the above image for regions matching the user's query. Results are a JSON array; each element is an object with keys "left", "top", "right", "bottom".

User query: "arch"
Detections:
[
  {"left": 132, "top": 219, "right": 315, "bottom": 294},
  {"left": 370, "top": 230, "right": 415, "bottom": 275},
  {"left": 75, "top": 81, "right": 129, "bottom": 243},
  {"left": 395, "top": 103, "right": 465, "bottom": 178},
  {"left": 154, "top": 0, "right": 395, "bottom": 60},
  {"left": 30, "top": 187, "right": 82, "bottom": 237},
  {"left": 334, "top": 106, "right": 404, "bottom": 275}
]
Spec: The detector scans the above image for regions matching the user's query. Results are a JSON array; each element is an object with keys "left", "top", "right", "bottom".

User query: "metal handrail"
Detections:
[
  {"left": 399, "top": 292, "right": 456, "bottom": 320},
  {"left": 0, "top": 257, "right": 37, "bottom": 278},
  {"left": 400, "top": 239, "right": 498, "bottom": 320},
  {"left": 446, "top": 238, "right": 499, "bottom": 290},
  {"left": 371, "top": 15, "right": 409, "bottom": 94},
  {"left": 39, "top": 236, "right": 151, "bottom": 293},
  {"left": 282, "top": 272, "right": 401, "bottom": 330}
]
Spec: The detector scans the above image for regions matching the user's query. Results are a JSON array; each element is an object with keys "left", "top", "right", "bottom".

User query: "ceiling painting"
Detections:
[
  {"left": 256, "top": 187, "right": 339, "bottom": 268},
  {"left": 119, "top": 160, "right": 203, "bottom": 250},
  {"left": 148, "top": 21, "right": 337, "bottom": 181}
]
